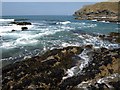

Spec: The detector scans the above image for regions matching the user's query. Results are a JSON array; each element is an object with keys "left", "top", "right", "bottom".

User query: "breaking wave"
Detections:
[{"left": 0, "top": 19, "right": 14, "bottom": 22}]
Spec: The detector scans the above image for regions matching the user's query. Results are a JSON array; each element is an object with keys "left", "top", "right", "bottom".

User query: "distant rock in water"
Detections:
[
  {"left": 21, "top": 27, "right": 28, "bottom": 31},
  {"left": 74, "top": 2, "right": 119, "bottom": 22},
  {"left": 10, "top": 22, "right": 32, "bottom": 25}
]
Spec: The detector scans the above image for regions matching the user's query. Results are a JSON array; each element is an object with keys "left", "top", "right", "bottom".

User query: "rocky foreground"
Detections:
[{"left": 2, "top": 41, "right": 120, "bottom": 89}]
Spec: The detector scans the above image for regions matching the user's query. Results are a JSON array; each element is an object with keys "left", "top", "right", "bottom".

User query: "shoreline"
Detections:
[
  {"left": 2, "top": 44, "right": 120, "bottom": 89},
  {"left": 1, "top": 31, "right": 120, "bottom": 68},
  {"left": 1, "top": 1, "right": 120, "bottom": 89},
  {"left": 74, "top": 2, "right": 119, "bottom": 24},
  {"left": 1, "top": 16, "right": 120, "bottom": 89},
  {"left": 74, "top": 17, "right": 120, "bottom": 23}
]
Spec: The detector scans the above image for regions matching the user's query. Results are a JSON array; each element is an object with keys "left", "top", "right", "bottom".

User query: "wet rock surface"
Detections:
[
  {"left": 2, "top": 46, "right": 120, "bottom": 89},
  {"left": 99, "top": 32, "right": 120, "bottom": 43}
]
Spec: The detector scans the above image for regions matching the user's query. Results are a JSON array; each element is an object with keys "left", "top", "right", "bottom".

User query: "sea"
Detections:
[{"left": 0, "top": 15, "right": 119, "bottom": 67}]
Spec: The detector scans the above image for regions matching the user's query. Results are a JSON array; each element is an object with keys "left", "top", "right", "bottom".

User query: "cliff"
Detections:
[{"left": 74, "top": 2, "right": 119, "bottom": 22}]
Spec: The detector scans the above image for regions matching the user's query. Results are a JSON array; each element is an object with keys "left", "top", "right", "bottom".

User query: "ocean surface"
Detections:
[{"left": 0, "top": 15, "right": 119, "bottom": 66}]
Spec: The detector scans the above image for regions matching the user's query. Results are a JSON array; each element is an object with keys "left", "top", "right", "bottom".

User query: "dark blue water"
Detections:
[{"left": 3, "top": 15, "right": 119, "bottom": 34}]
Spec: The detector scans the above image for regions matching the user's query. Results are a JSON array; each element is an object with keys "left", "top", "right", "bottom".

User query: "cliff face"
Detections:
[{"left": 74, "top": 2, "right": 119, "bottom": 22}]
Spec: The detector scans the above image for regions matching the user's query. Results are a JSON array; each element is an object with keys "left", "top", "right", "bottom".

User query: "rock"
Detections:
[
  {"left": 10, "top": 22, "right": 32, "bottom": 25},
  {"left": 99, "top": 34, "right": 105, "bottom": 39},
  {"left": 74, "top": 2, "right": 119, "bottom": 22},
  {"left": 109, "top": 81, "right": 120, "bottom": 89},
  {"left": 2, "top": 46, "right": 120, "bottom": 89},
  {"left": 21, "top": 27, "right": 28, "bottom": 30},
  {"left": 11, "top": 29, "right": 16, "bottom": 32},
  {"left": 98, "top": 32, "right": 120, "bottom": 43},
  {"left": 2, "top": 46, "right": 83, "bottom": 89},
  {"left": 84, "top": 44, "right": 93, "bottom": 49}
]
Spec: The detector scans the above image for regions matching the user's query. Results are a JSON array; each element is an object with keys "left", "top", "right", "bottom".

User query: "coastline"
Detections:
[
  {"left": 74, "top": 17, "right": 120, "bottom": 23},
  {"left": 74, "top": 2, "right": 119, "bottom": 23},
  {"left": 2, "top": 44, "right": 120, "bottom": 89},
  {"left": 1, "top": 13, "right": 120, "bottom": 89},
  {"left": 1, "top": 1, "right": 120, "bottom": 89},
  {"left": 2, "top": 31, "right": 120, "bottom": 89}
]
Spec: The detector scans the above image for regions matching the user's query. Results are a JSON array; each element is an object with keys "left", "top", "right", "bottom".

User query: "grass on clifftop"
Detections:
[{"left": 76, "top": 2, "right": 119, "bottom": 14}]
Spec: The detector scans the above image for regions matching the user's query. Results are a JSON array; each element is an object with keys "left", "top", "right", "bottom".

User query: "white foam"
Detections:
[
  {"left": 1, "top": 41, "right": 16, "bottom": 49},
  {"left": 0, "top": 19, "right": 14, "bottom": 22},
  {"left": 0, "top": 24, "right": 34, "bottom": 33},
  {"left": 63, "top": 66, "right": 80, "bottom": 80},
  {"left": 97, "top": 73, "right": 120, "bottom": 84},
  {"left": 60, "top": 26, "right": 74, "bottom": 30},
  {"left": 72, "top": 22, "right": 97, "bottom": 28},
  {"left": 78, "top": 49, "right": 90, "bottom": 72},
  {"left": 78, "top": 34, "right": 120, "bottom": 49},
  {"left": 1, "top": 39, "right": 39, "bottom": 49},
  {"left": 91, "top": 19, "right": 97, "bottom": 21},
  {"left": 0, "top": 25, "right": 67, "bottom": 49},
  {"left": 15, "top": 38, "right": 38, "bottom": 45},
  {"left": 57, "top": 21, "right": 71, "bottom": 25},
  {"left": 62, "top": 42, "right": 80, "bottom": 47},
  {"left": 107, "top": 44, "right": 119, "bottom": 49},
  {"left": 78, "top": 35, "right": 85, "bottom": 39},
  {"left": 63, "top": 48, "right": 91, "bottom": 79}
]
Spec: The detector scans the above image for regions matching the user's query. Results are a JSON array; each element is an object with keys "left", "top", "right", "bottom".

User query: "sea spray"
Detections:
[
  {"left": 1, "top": 16, "right": 119, "bottom": 65},
  {"left": 63, "top": 48, "right": 93, "bottom": 80}
]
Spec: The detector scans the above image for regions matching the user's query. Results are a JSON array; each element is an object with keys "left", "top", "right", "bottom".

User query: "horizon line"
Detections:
[{"left": 2, "top": 15, "right": 74, "bottom": 16}]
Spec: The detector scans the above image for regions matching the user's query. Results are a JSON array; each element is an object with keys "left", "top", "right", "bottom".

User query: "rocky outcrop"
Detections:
[
  {"left": 74, "top": 2, "right": 119, "bottom": 22},
  {"left": 2, "top": 45, "right": 120, "bottom": 89},
  {"left": 10, "top": 22, "right": 32, "bottom": 25},
  {"left": 99, "top": 32, "right": 120, "bottom": 43},
  {"left": 2, "top": 46, "right": 83, "bottom": 89}
]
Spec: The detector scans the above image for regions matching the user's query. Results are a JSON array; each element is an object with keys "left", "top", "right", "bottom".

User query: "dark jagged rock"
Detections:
[
  {"left": 21, "top": 27, "right": 28, "bottom": 30},
  {"left": 99, "top": 32, "right": 120, "bottom": 43},
  {"left": 11, "top": 29, "right": 16, "bottom": 32},
  {"left": 10, "top": 22, "right": 32, "bottom": 25},
  {"left": 2, "top": 46, "right": 83, "bottom": 89},
  {"left": 2, "top": 46, "right": 120, "bottom": 89},
  {"left": 109, "top": 81, "right": 120, "bottom": 90}
]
